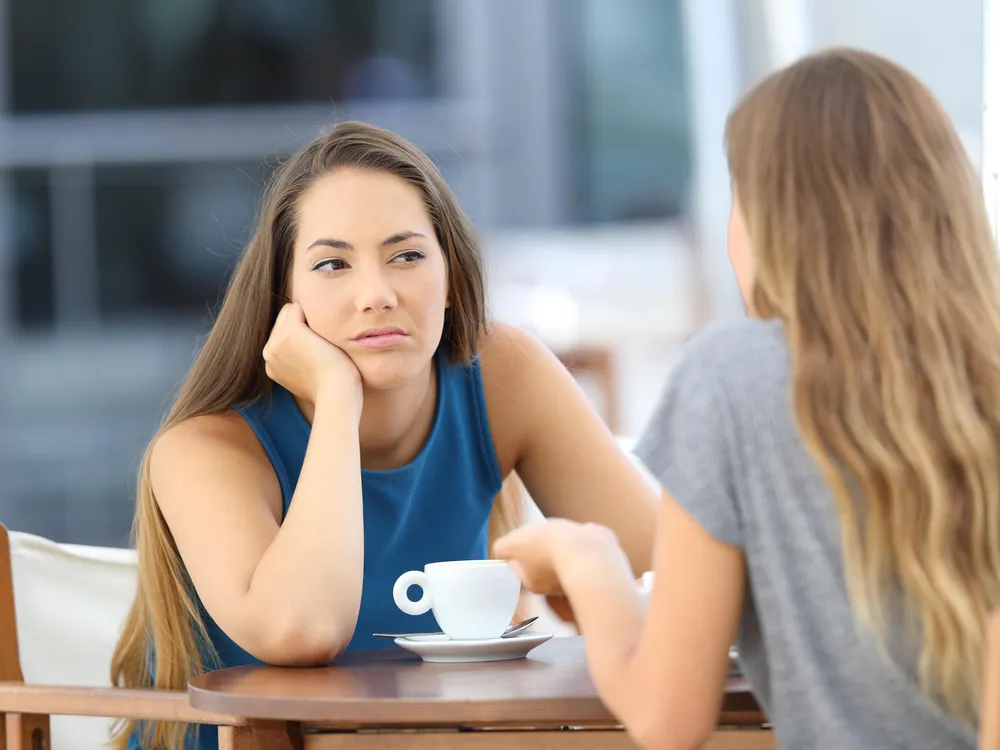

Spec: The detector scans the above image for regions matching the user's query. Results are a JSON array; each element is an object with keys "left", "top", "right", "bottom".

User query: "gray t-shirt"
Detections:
[{"left": 633, "top": 318, "right": 976, "bottom": 750}]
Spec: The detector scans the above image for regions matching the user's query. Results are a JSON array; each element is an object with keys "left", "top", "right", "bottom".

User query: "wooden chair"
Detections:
[
  {"left": 982, "top": 610, "right": 1000, "bottom": 750},
  {"left": 0, "top": 522, "right": 252, "bottom": 750}
]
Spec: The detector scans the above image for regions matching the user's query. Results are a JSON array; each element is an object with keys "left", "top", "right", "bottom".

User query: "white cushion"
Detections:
[{"left": 10, "top": 531, "right": 137, "bottom": 750}]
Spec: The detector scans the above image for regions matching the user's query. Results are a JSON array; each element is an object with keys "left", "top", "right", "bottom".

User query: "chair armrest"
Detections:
[{"left": 0, "top": 683, "right": 243, "bottom": 725}]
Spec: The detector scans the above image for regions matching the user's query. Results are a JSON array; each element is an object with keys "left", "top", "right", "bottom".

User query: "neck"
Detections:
[{"left": 296, "top": 359, "right": 438, "bottom": 471}]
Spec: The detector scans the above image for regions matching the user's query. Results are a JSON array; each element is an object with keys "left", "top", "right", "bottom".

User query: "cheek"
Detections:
[
  {"left": 411, "top": 274, "right": 449, "bottom": 325},
  {"left": 408, "top": 259, "right": 449, "bottom": 317},
  {"left": 289, "top": 272, "right": 345, "bottom": 335},
  {"left": 727, "top": 217, "right": 750, "bottom": 274},
  {"left": 726, "top": 213, "right": 742, "bottom": 264},
  {"left": 729, "top": 236, "right": 747, "bottom": 276}
]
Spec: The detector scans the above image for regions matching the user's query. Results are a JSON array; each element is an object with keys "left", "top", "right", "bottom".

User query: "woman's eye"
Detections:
[
  {"left": 312, "top": 258, "right": 350, "bottom": 272},
  {"left": 391, "top": 250, "right": 426, "bottom": 264}
]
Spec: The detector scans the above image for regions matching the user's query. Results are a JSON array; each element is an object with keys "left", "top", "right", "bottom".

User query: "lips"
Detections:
[
  {"left": 353, "top": 327, "right": 406, "bottom": 341},
  {"left": 352, "top": 327, "right": 409, "bottom": 349}
]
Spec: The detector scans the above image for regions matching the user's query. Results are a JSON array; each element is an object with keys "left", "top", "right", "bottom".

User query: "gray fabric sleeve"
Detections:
[{"left": 633, "top": 339, "right": 743, "bottom": 548}]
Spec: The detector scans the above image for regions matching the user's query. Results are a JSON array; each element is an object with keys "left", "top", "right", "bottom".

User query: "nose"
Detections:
[{"left": 354, "top": 264, "right": 397, "bottom": 314}]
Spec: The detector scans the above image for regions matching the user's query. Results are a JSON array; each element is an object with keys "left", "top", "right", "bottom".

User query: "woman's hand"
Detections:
[
  {"left": 493, "top": 519, "right": 624, "bottom": 605},
  {"left": 263, "top": 302, "right": 362, "bottom": 417},
  {"left": 495, "top": 520, "right": 634, "bottom": 626}
]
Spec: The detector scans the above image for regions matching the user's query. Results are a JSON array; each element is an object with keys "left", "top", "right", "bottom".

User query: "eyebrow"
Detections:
[{"left": 307, "top": 231, "right": 426, "bottom": 252}]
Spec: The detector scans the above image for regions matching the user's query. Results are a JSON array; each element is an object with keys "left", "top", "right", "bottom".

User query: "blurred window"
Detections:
[
  {"left": 10, "top": 0, "right": 439, "bottom": 112},
  {"left": 93, "top": 161, "right": 267, "bottom": 321},
  {"left": 569, "top": 0, "right": 692, "bottom": 223},
  {"left": 10, "top": 169, "right": 55, "bottom": 329}
]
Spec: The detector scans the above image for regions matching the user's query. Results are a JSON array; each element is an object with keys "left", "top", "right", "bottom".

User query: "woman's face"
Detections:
[
  {"left": 288, "top": 167, "right": 449, "bottom": 389},
  {"left": 727, "top": 190, "right": 756, "bottom": 311}
]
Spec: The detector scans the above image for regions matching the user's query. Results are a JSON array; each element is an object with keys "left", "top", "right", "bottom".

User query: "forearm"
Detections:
[
  {"left": 615, "top": 467, "right": 661, "bottom": 576},
  {"left": 555, "top": 537, "right": 644, "bottom": 716},
  {"left": 245, "top": 393, "right": 364, "bottom": 658},
  {"left": 613, "top": 498, "right": 658, "bottom": 577}
]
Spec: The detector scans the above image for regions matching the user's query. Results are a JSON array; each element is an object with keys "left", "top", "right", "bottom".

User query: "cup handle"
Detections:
[
  {"left": 640, "top": 571, "right": 654, "bottom": 593},
  {"left": 393, "top": 570, "right": 431, "bottom": 616}
]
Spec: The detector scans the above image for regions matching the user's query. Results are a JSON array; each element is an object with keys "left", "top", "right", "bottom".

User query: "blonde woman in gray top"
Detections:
[{"left": 494, "top": 48, "right": 1000, "bottom": 749}]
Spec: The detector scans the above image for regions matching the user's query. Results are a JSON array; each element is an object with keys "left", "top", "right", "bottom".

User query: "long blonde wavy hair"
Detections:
[
  {"left": 726, "top": 47, "right": 1000, "bottom": 726},
  {"left": 109, "top": 121, "right": 523, "bottom": 750}
]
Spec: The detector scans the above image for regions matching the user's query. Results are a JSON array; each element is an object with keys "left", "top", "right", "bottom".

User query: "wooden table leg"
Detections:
[
  {"left": 219, "top": 720, "right": 302, "bottom": 750},
  {"left": 4, "top": 713, "right": 49, "bottom": 750}
]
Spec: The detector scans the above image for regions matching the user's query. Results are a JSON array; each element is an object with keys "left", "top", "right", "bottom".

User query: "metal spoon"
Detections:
[{"left": 373, "top": 616, "right": 539, "bottom": 640}]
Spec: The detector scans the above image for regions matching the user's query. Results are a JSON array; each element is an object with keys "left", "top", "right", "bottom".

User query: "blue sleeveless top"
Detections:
[
  {"left": 133, "top": 350, "right": 504, "bottom": 750},
  {"left": 220, "top": 349, "right": 504, "bottom": 656}
]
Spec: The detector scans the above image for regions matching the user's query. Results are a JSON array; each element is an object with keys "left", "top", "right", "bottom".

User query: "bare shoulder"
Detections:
[
  {"left": 150, "top": 410, "right": 282, "bottom": 519},
  {"left": 478, "top": 323, "right": 559, "bottom": 379},
  {"left": 152, "top": 410, "right": 268, "bottom": 473},
  {"left": 477, "top": 324, "right": 574, "bottom": 474}
]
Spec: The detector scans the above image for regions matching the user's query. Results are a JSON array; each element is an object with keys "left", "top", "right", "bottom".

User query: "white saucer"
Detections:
[{"left": 394, "top": 631, "right": 554, "bottom": 663}]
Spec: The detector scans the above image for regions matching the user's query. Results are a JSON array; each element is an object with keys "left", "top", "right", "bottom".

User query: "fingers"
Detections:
[
  {"left": 506, "top": 559, "right": 527, "bottom": 583},
  {"left": 492, "top": 536, "right": 513, "bottom": 558},
  {"left": 264, "top": 302, "right": 305, "bottom": 360},
  {"left": 274, "top": 302, "right": 290, "bottom": 327},
  {"left": 287, "top": 301, "right": 306, "bottom": 325},
  {"left": 273, "top": 301, "right": 304, "bottom": 329},
  {"left": 491, "top": 523, "right": 536, "bottom": 558}
]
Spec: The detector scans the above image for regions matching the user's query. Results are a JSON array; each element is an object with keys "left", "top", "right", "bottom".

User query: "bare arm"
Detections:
[
  {"left": 495, "top": 328, "right": 750, "bottom": 748},
  {"left": 562, "top": 495, "right": 744, "bottom": 749},
  {"left": 480, "top": 325, "right": 658, "bottom": 574},
  {"left": 153, "top": 302, "right": 365, "bottom": 666},
  {"left": 495, "top": 492, "right": 745, "bottom": 750},
  {"left": 243, "top": 392, "right": 363, "bottom": 661},
  {"left": 152, "top": 388, "right": 363, "bottom": 666}
]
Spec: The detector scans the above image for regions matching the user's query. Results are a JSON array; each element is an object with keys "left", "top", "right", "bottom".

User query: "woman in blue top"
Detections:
[{"left": 110, "top": 121, "right": 659, "bottom": 750}]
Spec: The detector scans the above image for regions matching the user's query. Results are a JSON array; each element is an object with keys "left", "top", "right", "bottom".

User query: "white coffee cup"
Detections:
[{"left": 392, "top": 560, "right": 520, "bottom": 640}]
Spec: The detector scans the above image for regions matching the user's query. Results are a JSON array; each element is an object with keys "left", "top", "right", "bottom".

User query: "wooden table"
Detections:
[{"left": 189, "top": 637, "right": 773, "bottom": 749}]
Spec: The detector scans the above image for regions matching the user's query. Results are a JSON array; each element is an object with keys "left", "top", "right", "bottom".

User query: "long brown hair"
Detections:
[
  {"left": 110, "top": 121, "right": 522, "bottom": 750},
  {"left": 726, "top": 47, "right": 1000, "bottom": 725}
]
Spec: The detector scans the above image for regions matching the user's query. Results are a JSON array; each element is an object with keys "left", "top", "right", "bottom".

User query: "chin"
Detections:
[{"left": 352, "top": 351, "right": 425, "bottom": 390}]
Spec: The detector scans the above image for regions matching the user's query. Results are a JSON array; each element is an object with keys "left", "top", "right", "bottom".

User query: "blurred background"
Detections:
[{"left": 0, "top": 0, "right": 984, "bottom": 547}]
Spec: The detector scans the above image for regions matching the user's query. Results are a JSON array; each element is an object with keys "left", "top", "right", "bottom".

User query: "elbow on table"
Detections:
[
  {"left": 629, "top": 724, "right": 712, "bottom": 750},
  {"left": 251, "top": 613, "right": 355, "bottom": 666},
  {"left": 625, "top": 704, "right": 714, "bottom": 750}
]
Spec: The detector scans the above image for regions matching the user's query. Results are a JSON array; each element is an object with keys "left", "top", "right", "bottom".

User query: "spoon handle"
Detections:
[{"left": 373, "top": 616, "right": 539, "bottom": 640}]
